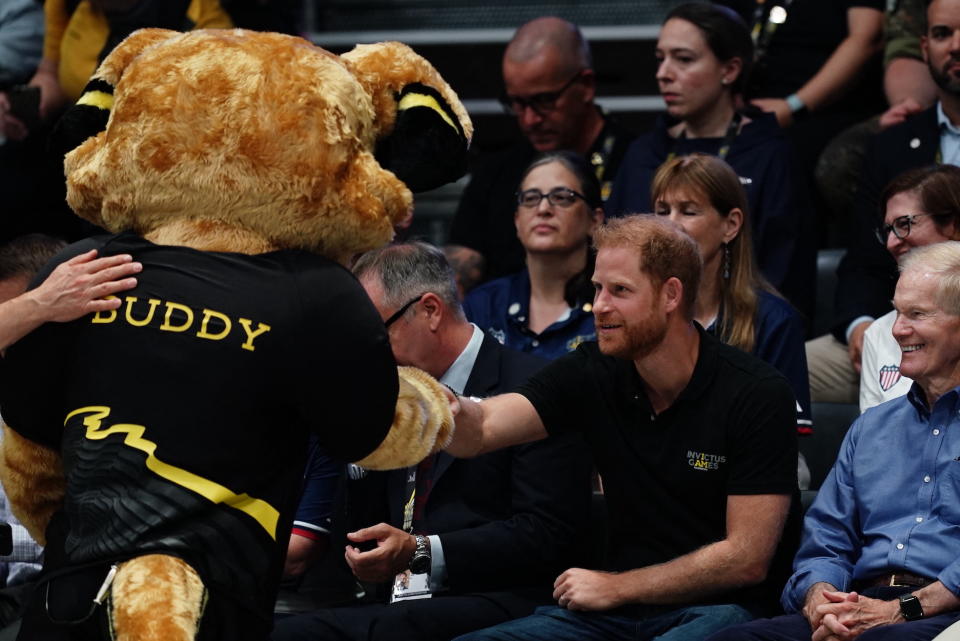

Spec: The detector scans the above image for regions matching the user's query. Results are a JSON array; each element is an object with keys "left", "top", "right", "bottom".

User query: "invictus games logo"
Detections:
[{"left": 687, "top": 450, "right": 726, "bottom": 471}]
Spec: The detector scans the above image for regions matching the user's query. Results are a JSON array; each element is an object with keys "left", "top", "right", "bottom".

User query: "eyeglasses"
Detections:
[
  {"left": 383, "top": 294, "right": 425, "bottom": 328},
  {"left": 499, "top": 72, "right": 583, "bottom": 116},
  {"left": 875, "top": 213, "right": 934, "bottom": 244},
  {"left": 516, "top": 187, "right": 586, "bottom": 209}
]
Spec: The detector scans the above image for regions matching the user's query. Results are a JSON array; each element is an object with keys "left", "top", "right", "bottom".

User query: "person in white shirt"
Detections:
[{"left": 860, "top": 164, "right": 960, "bottom": 411}]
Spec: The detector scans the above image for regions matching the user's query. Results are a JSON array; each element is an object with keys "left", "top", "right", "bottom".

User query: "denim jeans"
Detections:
[{"left": 452, "top": 603, "right": 756, "bottom": 641}]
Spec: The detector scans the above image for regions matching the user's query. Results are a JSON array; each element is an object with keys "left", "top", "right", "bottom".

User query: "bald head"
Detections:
[
  {"left": 505, "top": 17, "right": 591, "bottom": 76},
  {"left": 501, "top": 17, "right": 600, "bottom": 153}
]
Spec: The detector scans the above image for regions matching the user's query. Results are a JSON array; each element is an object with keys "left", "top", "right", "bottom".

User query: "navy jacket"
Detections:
[
  {"left": 831, "top": 107, "right": 939, "bottom": 341},
  {"left": 606, "top": 112, "right": 814, "bottom": 317}
]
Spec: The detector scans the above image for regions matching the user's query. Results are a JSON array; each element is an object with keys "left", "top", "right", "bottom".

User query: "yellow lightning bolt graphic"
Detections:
[{"left": 65, "top": 406, "right": 279, "bottom": 540}]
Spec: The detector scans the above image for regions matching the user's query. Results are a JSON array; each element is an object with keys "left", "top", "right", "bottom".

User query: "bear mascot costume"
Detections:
[{"left": 0, "top": 28, "right": 472, "bottom": 641}]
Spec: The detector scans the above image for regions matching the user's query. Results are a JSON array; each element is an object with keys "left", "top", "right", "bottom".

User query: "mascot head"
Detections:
[{"left": 57, "top": 28, "right": 472, "bottom": 262}]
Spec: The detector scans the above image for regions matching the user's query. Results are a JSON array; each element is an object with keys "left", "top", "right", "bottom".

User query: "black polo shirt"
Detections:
[
  {"left": 0, "top": 232, "right": 397, "bottom": 621},
  {"left": 517, "top": 327, "right": 798, "bottom": 608}
]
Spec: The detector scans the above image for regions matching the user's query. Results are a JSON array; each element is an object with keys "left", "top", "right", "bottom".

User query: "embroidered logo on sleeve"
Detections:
[{"left": 879, "top": 364, "right": 902, "bottom": 391}]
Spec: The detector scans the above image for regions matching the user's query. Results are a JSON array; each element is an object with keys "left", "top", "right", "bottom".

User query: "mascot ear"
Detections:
[
  {"left": 49, "top": 77, "right": 115, "bottom": 162},
  {"left": 51, "top": 28, "right": 179, "bottom": 160},
  {"left": 374, "top": 82, "right": 468, "bottom": 193},
  {"left": 341, "top": 42, "right": 473, "bottom": 193}
]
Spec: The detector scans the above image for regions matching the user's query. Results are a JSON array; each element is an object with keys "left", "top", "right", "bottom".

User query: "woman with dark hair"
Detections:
[
  {"left": 860, "top": 165, "right": 960, "bottom": 411},
  {"left": 463, "top": 151, "right": 602, "bottom": 359},
  {"left": 652, "top": 154, "right": 812, "bottom": 480},
  {"left": 606, "top": 1, "right": 812, "bottom": 316}
]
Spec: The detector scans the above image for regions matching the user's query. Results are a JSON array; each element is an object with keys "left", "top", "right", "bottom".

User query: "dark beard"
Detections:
[{"left": 930, "top": 57, "right": 960, "bottom": 96}]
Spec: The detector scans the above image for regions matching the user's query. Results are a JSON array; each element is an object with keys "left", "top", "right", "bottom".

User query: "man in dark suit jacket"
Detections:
[
  {"left": 807, "top": 0, "right": 960, "bottom": 403},
  {"left": 273, "top": 242, "right": 592, "bottom": 641}
]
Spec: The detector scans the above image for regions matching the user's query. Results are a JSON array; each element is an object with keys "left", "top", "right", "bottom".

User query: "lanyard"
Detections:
[
  {"left": 590, "top": 132, "right": 617, "bottom": 201},
  {"left": 402, "top": 467, "right": 417, "bottom": 532},
  {"left": 751, "top": 0, "right": 796, "bottom": 62},
  {"left": 667, "top": 112, "right": 742, "bottom": 163},
  {"left": 402, "top": 455, "right": 437, "bottom": 533}
]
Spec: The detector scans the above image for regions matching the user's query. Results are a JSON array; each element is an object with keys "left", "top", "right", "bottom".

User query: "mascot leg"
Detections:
[
  {"left": 110, "top": 555, "right": 205, "bottom": 641},
  {"left": 0, "top": 424, "right": 64, "bottom": 545}
]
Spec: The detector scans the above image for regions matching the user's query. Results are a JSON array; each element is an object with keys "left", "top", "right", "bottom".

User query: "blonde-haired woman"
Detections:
[{"left": 652, "top": 153, "right": 811, "bottom": 467}]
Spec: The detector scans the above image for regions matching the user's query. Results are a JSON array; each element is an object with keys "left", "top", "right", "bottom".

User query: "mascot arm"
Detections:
[
  {"left": 354, "top": 366, "right": 453, "bottom": 470},
  {"left": 297, "top": 264, "right": 450, "bottom": 470},
  {"left": 0, "top": 425, "right": 64, "bottom": 546}
]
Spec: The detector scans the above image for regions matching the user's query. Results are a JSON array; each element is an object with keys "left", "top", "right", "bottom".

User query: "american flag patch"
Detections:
[{"left": 879, "top": 364, "right": 901, "bottom": 391}]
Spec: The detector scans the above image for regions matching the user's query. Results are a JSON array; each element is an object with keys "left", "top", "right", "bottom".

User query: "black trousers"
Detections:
[{"left": 271, "top": 589, "right": 549, "bottom": 641}]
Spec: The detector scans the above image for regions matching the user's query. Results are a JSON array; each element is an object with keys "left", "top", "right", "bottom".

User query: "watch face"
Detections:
[
  {"left": 409, "top": 553, "right": 430, "bottom": 575},
  {"left": 899, "top": 594, "right": 923, "bottom": 621}
]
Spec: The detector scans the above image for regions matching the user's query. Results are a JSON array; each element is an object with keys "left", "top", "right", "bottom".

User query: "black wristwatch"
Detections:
[
  {"left": 409, "top": 534, "right": 431, "bottom": 574},
  {"left": 899, "top": 593, "right": 924, "bottom": 621}
]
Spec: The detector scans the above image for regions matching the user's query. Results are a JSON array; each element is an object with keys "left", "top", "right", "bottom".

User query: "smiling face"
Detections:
[
  {"left": 653, "top": 188, "right": 742, "bottom": 276},
  {"left": 892, "top": 267, "right": 960, "bottom": 400},
  {"left": 514, "top": 160, "right": 602, "bottom": 256},
  {"left": 883, "top": 190, "right": 957, "bottom": 262},
  {"left": 923, "top": 0, "right": 960, "bottom": 97},
  {"left": 591, "top": 246, "right": 669, "bottom": 360},
  {"left": 655, "top": 18, "right": 737, "bottom": 124}
]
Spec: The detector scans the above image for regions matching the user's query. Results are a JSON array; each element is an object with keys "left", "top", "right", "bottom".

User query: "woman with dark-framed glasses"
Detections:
[
  {"left": 860, "top": 164, "right": 960, "bottom": 411},
  {"left": 462, "top": 151, "right": 602, "bottom": 360}
]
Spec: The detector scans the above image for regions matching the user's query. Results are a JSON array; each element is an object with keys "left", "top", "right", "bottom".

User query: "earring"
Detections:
[
  {"left": 722, "top": 243, "right": 731, "bottom": 280},
  {"left": 720, "top": 78, "right": 729, "bottom": 85}
]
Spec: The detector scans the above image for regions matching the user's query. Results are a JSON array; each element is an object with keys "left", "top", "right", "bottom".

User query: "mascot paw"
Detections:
[
  {"left": 354, "top": 366, "right": 454, "bottom": 470},
  {"left": 111, "top": 555, "right": 205, "bottom": 641}
]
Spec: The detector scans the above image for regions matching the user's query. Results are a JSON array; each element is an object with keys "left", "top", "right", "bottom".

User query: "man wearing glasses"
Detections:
[
  {"left": 447, "top": 17, "right": 634, "bottom": 288},
  {"left": 273, "top": 242, "right": 591, "bottom": 641},
  {"left": 709, "top": 241, "right": 960, "bottom": 641}
]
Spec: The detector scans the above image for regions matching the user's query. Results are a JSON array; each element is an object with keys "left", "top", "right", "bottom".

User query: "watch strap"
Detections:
[
  {"left": 409, "top": 534, "right": 431, "bottom": 574},
  {"left": 899, "top": 593, "right": 924, "bottom": 621},
  {"left": 785, "top": 92, "right": 806, "bottom": 114}
]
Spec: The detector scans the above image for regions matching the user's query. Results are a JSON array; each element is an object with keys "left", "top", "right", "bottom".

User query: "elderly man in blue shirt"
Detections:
[{"left": 709, "top": 240, "right": 960, "bottom": 640}]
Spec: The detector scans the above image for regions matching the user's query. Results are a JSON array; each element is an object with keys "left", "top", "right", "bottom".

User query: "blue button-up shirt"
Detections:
[
  {"left": 782, "top": 384, "right": 960, "bottom": 612},
  {"left": 939, "top": 102, "right": 960, "bottom": 167}
]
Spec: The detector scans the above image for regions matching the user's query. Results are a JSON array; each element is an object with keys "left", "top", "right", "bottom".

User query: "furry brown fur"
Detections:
[
  {"left": 0, "top": 425, "right": 64, "bottom": 545},
  {"left": 64, "top": 29, "right": 471, "bottom": 265},
  {"left": 111, "top": 555, "right": 205, "bottom": 641},
  {"left": 356, "top": 366, "right": 455, "bottom": 470},
  {"left": 1, "top": 28, "right": 471, "bottom": 641}
]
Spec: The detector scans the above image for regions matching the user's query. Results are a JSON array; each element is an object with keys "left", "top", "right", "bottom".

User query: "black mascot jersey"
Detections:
[{"left": 0, "top": 233, "right": 398, "bottom": 618}]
